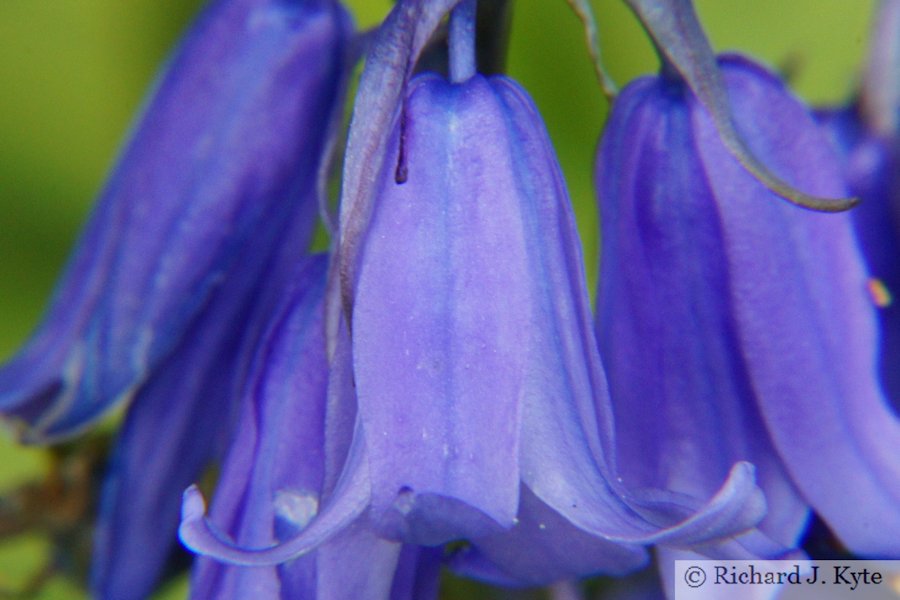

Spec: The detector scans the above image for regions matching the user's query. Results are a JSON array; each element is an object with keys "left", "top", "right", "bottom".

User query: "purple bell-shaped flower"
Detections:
[
  {"left": 0, "top": 0, "right": 351, "bottom": 442},
  {"left": 187, "top": 255, "right": 444, "bottom": 600},
  {"left": 596, "top": 52, "right": 900, "bottom": 563},
  {"left": 0, "top": 0, "right": 353, "bottom": 597}
]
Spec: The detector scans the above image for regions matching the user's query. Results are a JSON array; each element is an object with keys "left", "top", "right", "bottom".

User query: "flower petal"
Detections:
[
  {"left": 315, "top": 524, "right": 443, "bottom": 600},
  {"left": 334, "top": 0, "right": 464, "bottom": 340},
  {"left": 179, "top": 298, "right": 371, "bottom": 566},
  {"left": 452, "top": 485, "right": 648, "bottom": 586},
  {"left": 352, "top": 74, "right": 529, "bottom": 543},
  {"left": 180, "top": 335, "right": 365, "bottom": 569},
  {"left": 91, "top": 216, "right": 328, "bottom": 600},
  {"left": 178, "top": 431, "right": 370, "bottom": 566}
]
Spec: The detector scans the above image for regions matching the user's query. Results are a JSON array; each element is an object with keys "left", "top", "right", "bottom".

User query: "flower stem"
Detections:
[
  {"left": 564, "top": 0, "right": 618, "bottom": 103},
  {"left": 449, "top": 0, "right": 477, "bottom": 83}
]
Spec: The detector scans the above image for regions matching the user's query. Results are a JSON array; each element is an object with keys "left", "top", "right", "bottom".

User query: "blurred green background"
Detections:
[{"left": 0, "top": 1, "right": 875, "bottom": 598}]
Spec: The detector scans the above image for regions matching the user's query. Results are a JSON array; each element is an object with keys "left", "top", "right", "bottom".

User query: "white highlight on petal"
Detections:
[{"left": 274, "top": 489, "right": 319, "bottom": 532}]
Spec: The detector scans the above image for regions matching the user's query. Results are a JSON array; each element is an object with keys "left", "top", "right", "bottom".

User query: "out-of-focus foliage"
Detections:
[{"left": 0, "top": 1, "right": 874, "bottom": 598}]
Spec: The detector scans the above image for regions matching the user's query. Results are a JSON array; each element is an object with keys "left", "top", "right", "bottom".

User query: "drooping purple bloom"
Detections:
[
  {"left": 187, "top": 255, "right": 443, "bottom": 600},
  {"left": 0, "top": 0, "right": 352, "bottom": 597},
  {"left": 180, "top": 4, "right": 766, "bottom": 574},
  {"left": 596, "top": 53, "right": 900, "bottom": 563},
  {"left": 0, "top": 0, "right": 351, "bottom": 441},
  {"left": 350, "top": 72, "right": 618, "bottom": 544},
  {"left": 349, "top": 65, "right": 764, "bottom": 559},
  {"left": 91, "top": 200, "right": 327, "bottom": 600},
  {"left": 187, "top": 254, "right": 330, "bottom": 598}
]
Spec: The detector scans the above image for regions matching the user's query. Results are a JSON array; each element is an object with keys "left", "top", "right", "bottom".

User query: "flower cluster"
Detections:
[{"left": 1, "top": 0, "right": 899, "bottom": 598}]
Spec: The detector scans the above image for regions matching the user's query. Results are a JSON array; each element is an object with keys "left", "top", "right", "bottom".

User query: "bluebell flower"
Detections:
[
  {"left": 180, "top": 0, "right": 766, "bottom": 580},
  {"left": 0, "top": 0, "right": 352, "bottom": 597},
  {"left": 91, "top": 201, "right": 335, "bottom": 600},
  {"left": 595, "top": 51, "right": 900, "bottom": 567},
  {"left": 187, "top": 255, "right": 444, "bottom": 600},
  {"left": 0, "top": 0, "right": 351, "bottom": 441}
]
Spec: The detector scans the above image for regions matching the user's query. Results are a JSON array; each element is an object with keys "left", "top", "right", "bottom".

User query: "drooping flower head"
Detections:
[
  {"left": 0, "top": 0, "right": 352, "bottom": 441},
  {"left": 186, "top": 255, "right": 445, "bottom": 600},
  {"left": 0, "top": 0, "right": 353, "bottom": 597},
  {"left": 596, "top": 45, "right": 900, "bottom": 572},
  {"left": 590, "top": 4, "right": 900, "bottom": 596}
]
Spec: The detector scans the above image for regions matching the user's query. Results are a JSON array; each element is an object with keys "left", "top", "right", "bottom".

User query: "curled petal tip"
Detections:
[
  {"left": 627, "top": 462, "right": 767, "bottom": 547},
  {"left": 177, "top": 502, "right": 342, "bottom": 567},
  {"left": 181, "top": 484, "right": 206, "bottom": 522},
  {"left": 178, "top": 448, "right": 370, "bottom": 566},
  {"left": 179, "top": 486, "right": 292, "bottom": 567}
]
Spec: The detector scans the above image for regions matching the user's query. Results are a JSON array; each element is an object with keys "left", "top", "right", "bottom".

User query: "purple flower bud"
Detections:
[
  {"left": 0, "top": 0, "right": 352, "bottom": 441},
  {"left": 597, "top": 54, "right": 900, "bottom": 558}
]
